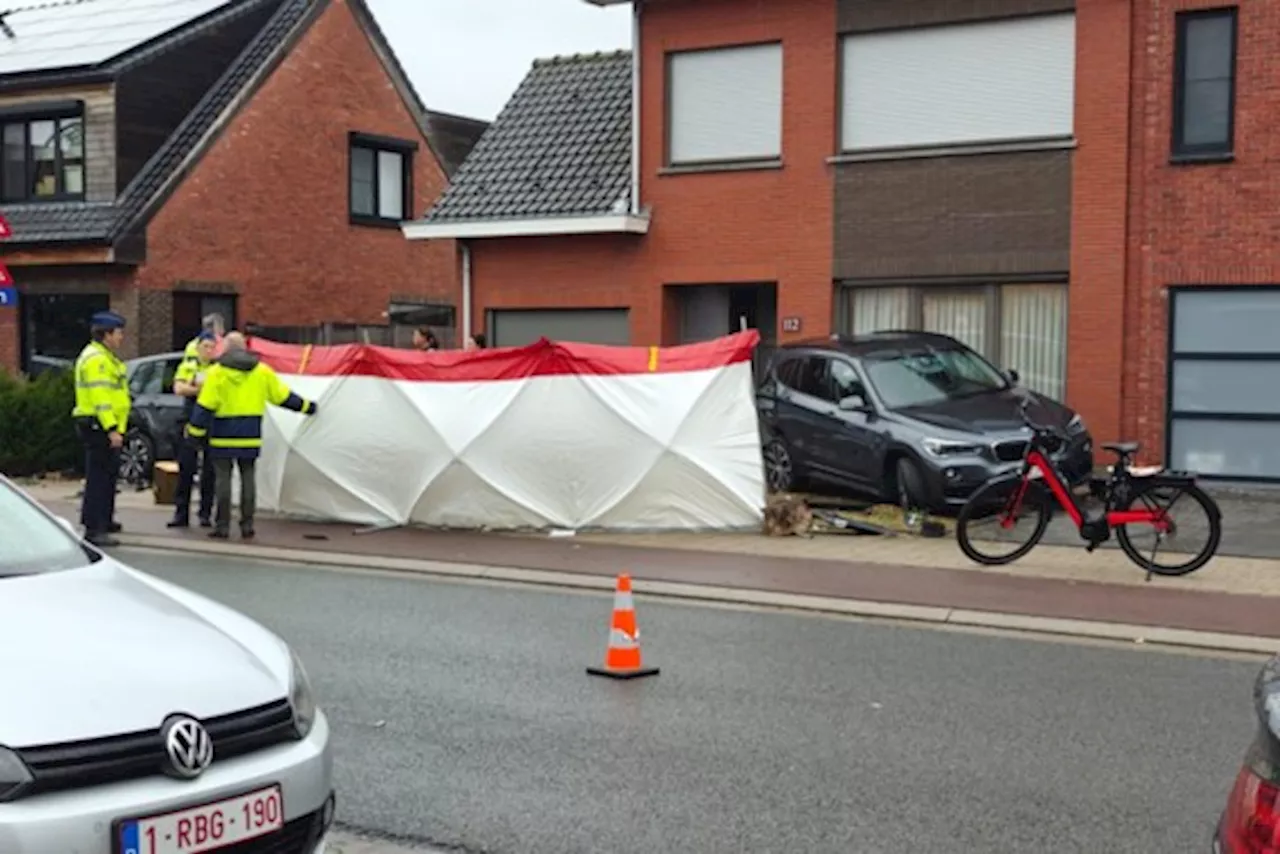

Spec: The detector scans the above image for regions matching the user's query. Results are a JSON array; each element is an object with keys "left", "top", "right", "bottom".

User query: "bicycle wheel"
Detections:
[
  {"left": 1115, "top": 481, "right": 1221, "bottom": 576},
  {"left": 956, "top": 478, "right": 1053, "bottom": 566}
]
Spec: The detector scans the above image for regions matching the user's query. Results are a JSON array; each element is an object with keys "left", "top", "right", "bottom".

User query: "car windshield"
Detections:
[
  {"left": 862, "top": 345, "right": 1009, "bottom": 410},
  {"left": 0, "top": 480, "right": 96, "bottom": 576}
]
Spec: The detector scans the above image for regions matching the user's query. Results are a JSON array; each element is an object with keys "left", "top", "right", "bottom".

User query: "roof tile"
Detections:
[{"left": 424, "top": 49, "right": 633, "bottom": 223}]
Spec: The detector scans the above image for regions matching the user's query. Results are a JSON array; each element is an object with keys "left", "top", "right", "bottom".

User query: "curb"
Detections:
[{"left": 112, "top": 534, "right": 1280, "bottom": 656}]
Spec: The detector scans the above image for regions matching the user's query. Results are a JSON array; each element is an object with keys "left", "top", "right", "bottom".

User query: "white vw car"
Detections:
[{"left": 0, "top": 476, "right": 334, "bottom": 853}]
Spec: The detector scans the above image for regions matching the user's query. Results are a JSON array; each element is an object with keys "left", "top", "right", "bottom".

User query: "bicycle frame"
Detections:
[{"left": 1003, "top": 447, "right": 1170, "bottom": 534}]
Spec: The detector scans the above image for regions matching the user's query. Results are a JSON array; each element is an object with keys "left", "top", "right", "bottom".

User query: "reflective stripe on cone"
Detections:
[{"left": 586, "top": 573, "right": 659, "bottom": 681}]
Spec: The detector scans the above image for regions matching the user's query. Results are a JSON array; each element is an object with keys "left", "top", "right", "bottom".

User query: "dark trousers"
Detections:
[
  {"left": 173, "top": 437, "right": 215, "bottom": 522},
  {"left": 213, "top": 456, "right": 257, "bottom": 532},
  {"left": 76, "top": 422, "right": 119, "bottom": 535}
]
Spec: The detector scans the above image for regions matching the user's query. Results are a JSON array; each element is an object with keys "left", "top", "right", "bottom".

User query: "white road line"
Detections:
[{"left": 114, "top": 537, "right": 1280, "bottom": 658}]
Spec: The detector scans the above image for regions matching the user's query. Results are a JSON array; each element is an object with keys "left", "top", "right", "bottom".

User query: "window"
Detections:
[
  {"left": 0, "top": 479, "right": 93, "bottom": 575},
  {"left": 21, "top": 293, "right": 109, "bottom": 374},
  {"left": 862, "top": 346, "right": 1009, "bottom": 410},
  {"left": 1, "top": 112, "right": 85, "bottom": 202},
  {"left": 840, "top": 14, "right": 1075, "bottom": 152},
  {"left": 666, "top": 43, "right": 783, "bottom": 166},
  {"left": 838, "top": 283, "right": 1068, "bottom": 401},
  {"left": 348, "top": 132, "right": 416, "bottom": 225},
  {"left": 1172, "top": 8, "right": 1237, "bottom": 159}
]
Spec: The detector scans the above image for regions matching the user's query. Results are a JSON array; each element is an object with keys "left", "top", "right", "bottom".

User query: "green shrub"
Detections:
[{"left": 0, "top": 368, "right": 81, "bottom": 477}]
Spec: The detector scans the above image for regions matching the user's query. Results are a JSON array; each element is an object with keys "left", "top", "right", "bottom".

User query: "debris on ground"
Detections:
[{"left": 764, "top": 491, "right": 951, "bottom": 539}]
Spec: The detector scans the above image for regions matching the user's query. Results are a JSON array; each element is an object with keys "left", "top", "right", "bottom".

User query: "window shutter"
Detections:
[
  {"left": 841, "top": 14, "right": 1076, "bottom": 151},
  {"left": 668, "top": 43, "right": 783, "bottom": 164}
]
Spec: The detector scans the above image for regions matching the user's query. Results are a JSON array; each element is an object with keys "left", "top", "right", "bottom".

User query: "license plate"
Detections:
[{"left": 118, "top": 785, "right": 284, "bottom": 854}]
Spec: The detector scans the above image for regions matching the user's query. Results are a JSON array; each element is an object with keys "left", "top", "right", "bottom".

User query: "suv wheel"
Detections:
[
  {"left": 119, "top": 430, "right": 155, "bottom": 490},
  {"left": 895, "top": 457, "right": 929, "bottom": 528},
  {"left": 764, "top": 438, "right": 802, "bottom": 493}
]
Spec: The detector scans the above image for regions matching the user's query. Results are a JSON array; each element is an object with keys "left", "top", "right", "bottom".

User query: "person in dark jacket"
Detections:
[{"left": 186, "top": 332, "right": 317, "bottom": 540}]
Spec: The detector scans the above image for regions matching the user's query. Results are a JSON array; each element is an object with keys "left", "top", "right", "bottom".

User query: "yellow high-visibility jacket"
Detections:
[
  {"left": 70, "top": 341, "right": 130, "bottom": 433},
  {"left": 187, "top": 348, "right": 314, "bottom": 459}
]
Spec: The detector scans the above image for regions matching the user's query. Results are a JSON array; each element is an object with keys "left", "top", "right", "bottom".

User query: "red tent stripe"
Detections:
[{"left": 244, "top": 329, "right": 761, "bottom": 382}]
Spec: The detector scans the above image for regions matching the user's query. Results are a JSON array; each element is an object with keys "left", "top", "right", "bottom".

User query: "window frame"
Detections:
[
  {"left": 835, "top": 280, "right": 1069, "bottom": 400},
  {"left": 663, "top": 41, "right": 785, "bottom": 170},
  {"left": 347, "top": 131, "right": 418, "bottom": 228},
  {"left": 0, "top": 101, "right": 87, "bottom": 203},
  {"left": 1170, "top": 6, "right": 1238, "bottom": 162}
]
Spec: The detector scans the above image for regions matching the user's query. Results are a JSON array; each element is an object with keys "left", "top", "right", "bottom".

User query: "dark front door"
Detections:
[{"left": 172, "top": 293, "right": 237, "bottom": 350}]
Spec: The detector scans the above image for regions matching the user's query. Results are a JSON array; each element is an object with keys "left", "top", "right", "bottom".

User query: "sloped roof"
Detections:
[
  {"left": 424, "top": 49, "right": 633, "bottom": 223},
  {"left": 0, "top": 0, "right": 238, "bottom": 76},
  {"left": 1, "top": 0, "right": 489, "bottom": 247},
  {"left": 1, "top": 0, "right": 305, "bottom": 245}
]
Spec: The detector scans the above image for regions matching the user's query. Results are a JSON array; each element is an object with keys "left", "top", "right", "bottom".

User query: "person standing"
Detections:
[
  {"left": 71, "top": 311, "right": 131, "bottom": 547},
  {"left": 411, "top": 326, "right": 438, "bottom": 351},
  {"left": 167, "top": 331, "right": 218, "bottom": 529},
  {"left": 186, "top": 332, "right": 318, "bottom": 540},
  {"left": 185, "top": 312, "right": 226, "bottom": 360}
]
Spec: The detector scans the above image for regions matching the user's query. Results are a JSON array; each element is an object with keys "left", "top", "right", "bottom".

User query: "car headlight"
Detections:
[
  {"left": 0, "top": 746, "right": 34, "bottom": 802},
  {"left": 1066, "top": 414, "right": 1087, "bottom": 435},
  {"left": 289, "top": 649, "right": 317, "bottom": 739},
  {"left": 922, "top": 437, "right": 983, "bottom": 457}
]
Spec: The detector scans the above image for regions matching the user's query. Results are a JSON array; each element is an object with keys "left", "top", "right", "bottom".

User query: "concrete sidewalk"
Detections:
[{"left": 29, "top": 479, "right": 1280, "bottom": 654}]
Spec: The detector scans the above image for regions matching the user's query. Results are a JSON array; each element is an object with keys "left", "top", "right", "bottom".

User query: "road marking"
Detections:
[{"left": 114, "top": 538, "right": 1280, "bottom": 658}]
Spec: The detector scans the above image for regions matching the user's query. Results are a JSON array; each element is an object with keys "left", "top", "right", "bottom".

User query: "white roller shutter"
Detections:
[
  {"left": 668, "top": 43, "right": 783, "bottom": 164},
  {"left": 841, "top": 14, "right": 1076, "bottom": 151}
]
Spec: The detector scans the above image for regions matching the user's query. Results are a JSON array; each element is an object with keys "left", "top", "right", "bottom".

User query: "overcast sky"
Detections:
[{"left": 364, "top": 0, "right": 632, "bottom": 121}]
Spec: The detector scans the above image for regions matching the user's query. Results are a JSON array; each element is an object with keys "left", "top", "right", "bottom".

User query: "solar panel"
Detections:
[{"left": 0, "top": 0, "right": 236, "bottom": 76}]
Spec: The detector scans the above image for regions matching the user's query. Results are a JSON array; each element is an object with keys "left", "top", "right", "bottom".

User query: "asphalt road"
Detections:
[{"left": 120, "top": 547, "right": 1261, "bottom": 854}]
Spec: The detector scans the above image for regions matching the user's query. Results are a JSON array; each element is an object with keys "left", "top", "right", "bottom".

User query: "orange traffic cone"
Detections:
[{"left": 586, "top": 573, "right": 660, "bottom": 680}]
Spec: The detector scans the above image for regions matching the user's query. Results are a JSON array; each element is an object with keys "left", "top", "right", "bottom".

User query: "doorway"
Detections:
[{"left": 172, "top": 293, "right": 237, "bottom": 350}]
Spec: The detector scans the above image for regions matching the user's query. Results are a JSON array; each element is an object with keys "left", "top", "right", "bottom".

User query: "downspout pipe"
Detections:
[
  {"left": 630, "top": 0, "right": 642, "bottom": 215},
  {"left": 461, "top": 240, "right": 472, "bottom": 342}
]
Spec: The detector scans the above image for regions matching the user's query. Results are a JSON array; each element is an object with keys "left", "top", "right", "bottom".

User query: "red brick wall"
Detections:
[
  {"left": 135, "top": 0, "right": 459, "bottom": 335},
  {"left": 1122, "top": 0, "right": 1280, "bottom": 465},
  {"left": 1066, "top": 0, "right": 1132, "bottom": 452},
  {"left": 0, "top": 309, "right": 16, "bottom": 374},
  {"left": 470, "top": 0, "right": 837, "bottom": 346}
]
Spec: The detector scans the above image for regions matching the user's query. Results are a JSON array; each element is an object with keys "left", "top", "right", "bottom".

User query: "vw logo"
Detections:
[{"left": 161, "top": 715, "right": 214, "bottom": 780}]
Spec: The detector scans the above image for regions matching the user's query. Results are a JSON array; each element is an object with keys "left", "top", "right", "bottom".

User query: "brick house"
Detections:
[
  {"left": 0, "top": 0, "right": 487, "bottom": 374},
  {"left": 403, "top": 0, "right": 1100, "bottom": 428},
  {"left": 1121, "top": 1, "right": 1280, "bottom": 483}
]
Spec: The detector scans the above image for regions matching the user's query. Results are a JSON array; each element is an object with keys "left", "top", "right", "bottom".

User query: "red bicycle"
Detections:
[{"left": 955, "top": 399, "right": 1222, "bottom": 577}]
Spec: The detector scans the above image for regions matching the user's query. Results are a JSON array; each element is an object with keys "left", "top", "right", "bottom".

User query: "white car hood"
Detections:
[{"left": 0, "top": 559, "right": 287, "bottom": 748}]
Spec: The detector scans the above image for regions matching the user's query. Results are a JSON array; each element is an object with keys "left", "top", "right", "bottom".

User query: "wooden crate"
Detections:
[{"left": 152, "top": 461, "right": 180, "bottom": 506}]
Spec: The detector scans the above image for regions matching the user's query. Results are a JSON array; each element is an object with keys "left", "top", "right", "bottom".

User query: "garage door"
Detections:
[
  {"left": 1168, "top": 288, "right": 1280, "bottom": 480},
  {"left": 488, "top": 309, "right": 631, "bottom": 348}
]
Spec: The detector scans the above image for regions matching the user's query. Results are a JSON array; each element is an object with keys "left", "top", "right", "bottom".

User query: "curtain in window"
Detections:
[
  {"left": 850, "top": 287, "right": 911, "bottom": 335},
  {"left": 922, "top": 290, "right": 987, "bottom": 355},
  {"left": 1000, "top": 284, "right": 1068, "bottom": 400}
]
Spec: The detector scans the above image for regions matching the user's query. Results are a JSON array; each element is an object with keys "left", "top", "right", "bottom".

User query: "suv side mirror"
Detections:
[
  {"left": 838, "top": 393, "right": 871, "bottom": 413},
  {"left": 1006, "top": 368, "right": 1020, "bottom": 385}
]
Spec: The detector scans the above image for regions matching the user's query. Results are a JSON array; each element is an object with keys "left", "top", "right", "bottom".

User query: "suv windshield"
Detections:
[
  {"left": 0, "top": 480, "right": 95, "bottom": 576},
  {"left": 863, "top": 345, "right": 1009, "bottom": 409}
]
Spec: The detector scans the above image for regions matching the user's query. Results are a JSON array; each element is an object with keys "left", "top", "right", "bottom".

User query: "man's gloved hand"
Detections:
[{"left": 307, "top": 400, "right": 319, "bottom": 417}]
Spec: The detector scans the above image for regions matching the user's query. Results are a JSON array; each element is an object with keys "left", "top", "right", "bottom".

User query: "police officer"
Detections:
[
  {"left": 185, "top": 312, "right": 225, "bottom": 361},
  {"left": 167, "top": 330, "right": 218, "bottom": 529},
  {"left": 187, "top": 332, "right": 318, "bottom": 540},
  {"left": 71, "top": 311, "right": 131, "bottom": 547}
]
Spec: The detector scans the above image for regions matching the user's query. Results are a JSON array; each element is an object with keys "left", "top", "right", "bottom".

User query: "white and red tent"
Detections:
[{"left": 242, "top": 330, "right": 766, "bottom": 532}]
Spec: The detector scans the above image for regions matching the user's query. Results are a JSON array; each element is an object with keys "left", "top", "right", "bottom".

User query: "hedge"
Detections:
[{"left": 0, "top": 368, "right": 81, "bottom": 477}]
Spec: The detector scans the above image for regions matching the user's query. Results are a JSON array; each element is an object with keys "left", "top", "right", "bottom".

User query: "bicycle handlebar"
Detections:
[{"left": 1017, "top": 397, "right": 1066, "bottom": 440}]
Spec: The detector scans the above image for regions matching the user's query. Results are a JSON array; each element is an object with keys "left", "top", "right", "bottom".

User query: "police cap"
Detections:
[{"left": 90, "top": 311, "right": 126, "bottom": 330}]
